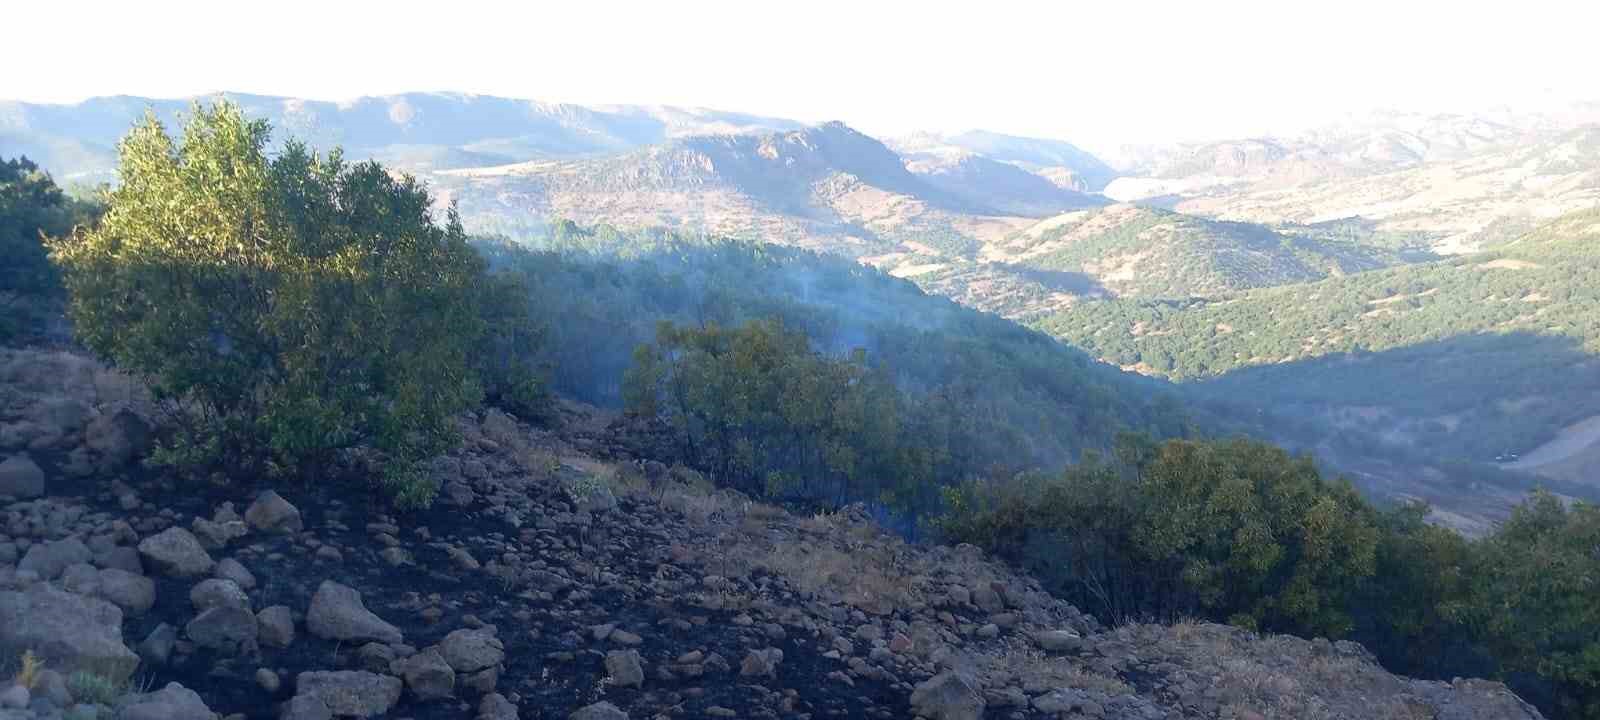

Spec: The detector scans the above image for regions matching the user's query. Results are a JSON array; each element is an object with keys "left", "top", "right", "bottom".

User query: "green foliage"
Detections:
[
  {"left": 624, "top": 318, "right": 932, "bottom": 512},
  {"left": 1034, "top": 208, "right": 1600, "bottom": 466},
  {"left": 0, "top": 155, "right": 104, "bottom": 340},
  {"left": 939, "top": 436, "right": 1377, "bottom": 637},
  {"left": 51, "top": 102, "right": 484, "bottom": 507}
]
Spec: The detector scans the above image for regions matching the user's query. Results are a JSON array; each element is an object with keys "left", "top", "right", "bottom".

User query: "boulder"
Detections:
[
  {"left": 257, "top": 605, "right": 296, "bottom": 648},
  {"left": 245, "top": 490, "right": 303, "bottom": 534},
  {"left": 118, "top": 682, "right": 213, "bottom": 720},
  {"left": 185, "top": 605, "right": 258, "bottom": 652},
  {"left": 215, "top": 557, "right": 257, "bottom": 589},
  {"left": 570, "top": 702, "right": 628, "bottom": 720},
  {"left": 17, "top": 538, "right": 91, "bottom": 580},
  {"left": 910, "top": 671, "right": 985, "bottom": 720},
  {"left": 478, "top": 693, "right": 519, "bottom": 720},
  {"left": 83, "top": 409, "right": 151, "bottom": 466},
  {"left": 190, "top": 578, "right": 250, "bottom": 611},
  {"left": 93, "top": 568, "right": 156, "bottom": 616},
  {"left": 1033, "top": 629, "right": 1083, "bottom": 653},
  {"left": 393, "top": 648, "right": 455, "bottom": 701},
  {"left": 136, "top": 623, "right": 177, "bottom": 666},
  {"left": 739, "top": 648, "right": 783, "bottom": 678},
  {"left": 605, "top": 649, "right": 644, "bottom": 688},
  {"left": 294, "top": 671, "right": 402, "bottom": 718},
  {"left": 439, "top": 627, "right": 503, "bottom": 673},
  {"left": 280, "top": 693, "right": 334, "bottom": 720},
  {"left": 0, "top": 454, "right": 45, "bottom": 499},
  {"left": 0, "top": 584, "right": 139, "bottom": 683},
  {"left": 137, "top": 527, "right": 215, "bottom": 577},
  {"left": 306, "top": 581, "right": 402, "bottom": 644},
  {"left": 191, "top": 517, "right": 248, "bottom": 550}
]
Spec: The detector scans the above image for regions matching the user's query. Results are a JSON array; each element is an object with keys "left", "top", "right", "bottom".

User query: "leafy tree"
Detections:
[
  {"left": 51, "top": 102, "right": 484, "bottom": 507},
  {"left": 1, "top": 156, "right": 103, "bottom": 339}
]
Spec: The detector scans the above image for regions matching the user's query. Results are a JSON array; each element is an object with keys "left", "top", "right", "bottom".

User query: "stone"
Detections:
[
  {"left": 0, "top": 584, "right": 139, "bottom": 683},
  {"left": 244, "top": 490, "right": 303, "bottom": 534},
  {"left": 136, "top": 623, "right": 178, "bottom": 666},
  {"left": 393, "top": 648, "right": 455, "bottom": 701},
  {"left": 192, "top": 517, "right": 248, "bottom": 550},
  {"left": 294, "top": 671, "right": 402, "bottom": 718},
  {"left": 119, "top": 682, "right": 213, "bottom": 720},
  {"left": 16, "top": 538, "right": 91, "bottom": 580},
  {"left": 83, "top": 409, "right": 151, "bottom": 466},
  {"left": 478, "top": 693, "right": 519, "bottom": 720},
  {"left": 354, "top": 643, "right": 397, "bottom": 674},
  {"left": 910, "top": 671, "right": 985, "bottom": 720},
  {"left": 257, "top": 668, "right": 281, "bottom": 694},
  {"left": 0, "top": 684, "right": 28, "bottom": 710},
  {"left": 971, "top": 584, "right": 1003, "bottom": 613},
  {"left": 257, "top": 605, "right": 296, "bottom": 648},
  {"left": 280, "top": 694, "right": 333, "bottom": 720},
  {"left": 607, "top": 629, "right": 642, "bottom": 646},
  {"left": 569, "top": 702, "right": 628, "bottom": 720},
  {"left": 0, "top": 454, "right": 45, "bottom": 499},
  {"left": 137, "top": 527, "right": 215, "bottom": 578},
  {"left": 93, "top": 568, "right": 156, "bottom": 616},
  {"left": 306, "top": 580, "right": 402, "bottom": 644},
  {"left": 215, "top": 557, "right": 257, "bottom": 589},
  {"left": 190, "top": 577, "right": 250, "bottom": 611},
  {"left": 185, "top": 605, "right": 258, "bottom": 652},
  {"left": 605, "top": 649, "right": 644, "bottom": 688},
  {"left": 461, "top": 666, "right": 500, "bottom": 694},
  {"left": 439, "top": 627, "right": 504, "bottom": 672},
  {"left": 739, "top": 648, "right": 783, "bottom": 678},
  {"left": 1032, "top": 630, "right": 1082, "bottom": 653}
]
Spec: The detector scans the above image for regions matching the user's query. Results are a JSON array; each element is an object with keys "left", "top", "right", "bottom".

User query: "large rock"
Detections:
[
  {"left": 118, "top": 682, "right": 213, "bottom": 720},
  {"left": 0, "top": 454, "right": 45, "bottom": 499},
  {"left": 257, "top": 605, "right": 296, "bottom": 648},
  {"left": 137, "top": 527, "right": 215, "bottom": 577},
  {"left": 605, "top": 649, "right": 644, "bottom": 688},
  {"left": 479, "top": 693, "right": 518, "bottom": 720},
  {"left": 190, "top": 578, "right": 250, "bottom": 611},
  {"left": 83, "top": 409, "right": 151, "bottom": 466},
  {"left": 306, "top": 581, "right": 402, "bottom": 644},
  {"left": 93, "top": 568, "right": 156, "bottom": 616},
  {"left": 393, "top": 648, "right": 455, "bottom": 701},
  {"left": 191, "top": 517, "right": 248, "bottom": 550},
  {"left": 185, "top": 605, "right": 258, "bottom": 652},
  {"left": 569, "top": 702, "right": 628, "bottom": 720},
  {"left": 245, "top": 490, "right": 303, "bottom": 534},
  {"left": 1033, "top": 629, "right": 1083, "bottom": 653},
  {"left": 280, "top": 694, "right": 334, "bottom": 720},
  {"left": 910, "top": 671, "right": 985, "bottom": 720},
  {"left": 739, "top": 648, "right": 783, "bottom": 678},
  {"left": 294, "top": 671, "right": 402, "bottom": 718},
  {"left": 0, "top": 584, "right": 139, "bottom": 683},
  {"left": 439, "top": 627, "right": 504, "bottom": 672},
  {"left": 17, "top": 538, "right": 92, "bottom": 580}
]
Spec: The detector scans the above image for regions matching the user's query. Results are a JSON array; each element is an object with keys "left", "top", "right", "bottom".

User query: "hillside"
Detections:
[
  {"left": 0, "top": 347, "right": 1545, "bottom": 720},
  {"left": 1034, "top": 208, "right": 1600, "bottom": 484},
  {"left": 1106, "top": 112, "right": 1600, "bottom": 254},
  {"left": 892, "top": 130, "right": 1118, "bottom": 192}
]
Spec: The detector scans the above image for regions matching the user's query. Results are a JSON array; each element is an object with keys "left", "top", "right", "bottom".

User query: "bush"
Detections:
[
  {"left": 50, "top": 102, "right": 484, "bottom": 507},
  {"left": 1, "top": 156, "right": 103, "bottom": 341}
]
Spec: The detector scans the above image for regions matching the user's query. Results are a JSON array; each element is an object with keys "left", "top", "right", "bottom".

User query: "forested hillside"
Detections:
[{"left": 1036, "top": 208, "right": 1600, "bottom": 472}]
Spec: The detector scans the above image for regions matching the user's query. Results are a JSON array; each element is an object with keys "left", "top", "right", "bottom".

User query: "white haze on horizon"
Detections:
[{"left": 5, "top": 0, "right": 1597, "bottom": 155}]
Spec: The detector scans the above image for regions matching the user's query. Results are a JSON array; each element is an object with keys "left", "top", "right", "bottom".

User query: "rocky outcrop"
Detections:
[{"left": 0, "top": 584, "right": 140, "bottom": 683}]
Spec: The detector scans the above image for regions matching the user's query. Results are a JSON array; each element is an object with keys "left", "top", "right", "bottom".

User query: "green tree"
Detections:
[
  {"left": 51, "top": 102, "right": 483, "bottom": 507},
  {"left": 1, "top": 155, "right": 103, "bottom": 339}
]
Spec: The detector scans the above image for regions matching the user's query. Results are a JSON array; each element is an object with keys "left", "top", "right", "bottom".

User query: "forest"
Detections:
[{"left": 7, "top": 102, "right": 1600, "bottom": 718}]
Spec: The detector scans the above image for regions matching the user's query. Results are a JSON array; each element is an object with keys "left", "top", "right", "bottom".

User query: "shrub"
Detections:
[{"left": 50, "top": 102, "right": 484, "bottom": 507}]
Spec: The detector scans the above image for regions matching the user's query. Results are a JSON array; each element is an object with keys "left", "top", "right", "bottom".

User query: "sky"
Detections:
[{"left": 5, "top": 0, "right": 1597, "bottom": 153}]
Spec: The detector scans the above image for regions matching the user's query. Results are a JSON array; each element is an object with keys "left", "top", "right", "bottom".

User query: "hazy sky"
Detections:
[{"left": 6, "top": 0, "right": 1596, "bottom": 152}]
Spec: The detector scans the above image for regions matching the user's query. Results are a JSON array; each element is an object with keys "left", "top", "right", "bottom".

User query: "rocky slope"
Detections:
[{"left": 0, "top": 346, "right": 1544, "bottom": 720}]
